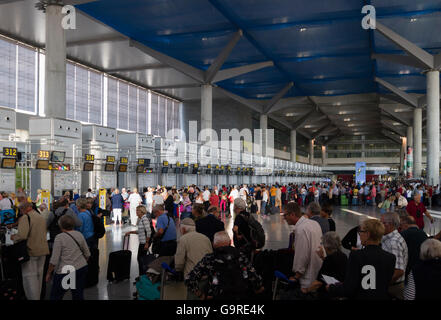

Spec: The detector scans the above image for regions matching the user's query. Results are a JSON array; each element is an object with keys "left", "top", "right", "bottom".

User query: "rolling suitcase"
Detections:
[
  {"left": 340, "top": 195, "right": 348, "bottom": 206},
  {"left": 107, "top": 235, "right": 132, "bottom": 282},
  {"left": 352, "top": 197, "right": 358, "bottom": 206},
  {"left": 85, "top": 247, "right": 100, "bottom": 288}
]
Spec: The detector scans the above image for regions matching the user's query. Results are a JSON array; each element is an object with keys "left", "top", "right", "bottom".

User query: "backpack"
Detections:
[
  {"left": 243, "top": 214, "right": 265, "bottom": 249},
  {"left": 88, "top": 211, "right": 106, "bottom": 239},
  {"left": 212, "top": 247, "right": 249, "bottom": 300},
  {"left": 48, "top": 208, "right": 68, "bottom": 242},
  {"left": 135, "top": 275, "right": 160, "bottom": 300}
]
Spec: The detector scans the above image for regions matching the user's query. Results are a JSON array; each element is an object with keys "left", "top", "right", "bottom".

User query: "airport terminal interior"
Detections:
[{"left": 1, "top": 0, "right": 441, "bottom": 302}]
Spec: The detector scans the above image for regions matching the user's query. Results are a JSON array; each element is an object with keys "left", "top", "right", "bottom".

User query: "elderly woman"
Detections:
[
  {"left": 327, "top": 219, "right": 396, "bottom": 300},
  {"left": 125, "top": 205, "right": 153, "bottom": 275},
  {"left": 46, "top": 215, "right": 90, "bottom": 300},
  {"left": 404, "top": 239, "right": 441, "bottom": 300},
  {"left": 304, "top": 232, "right": 348, "bottom": 295}
]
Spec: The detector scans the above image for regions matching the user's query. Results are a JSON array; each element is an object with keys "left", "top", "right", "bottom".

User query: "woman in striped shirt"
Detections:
[{"left": 125, "top": 205, "right": 153, "bottom": 275}]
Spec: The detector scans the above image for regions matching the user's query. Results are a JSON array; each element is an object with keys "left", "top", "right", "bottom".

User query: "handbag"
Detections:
[
  {"left": 11, "top": 215, "right": 31, "bottom": 264},
  {"left": 151, "top": 215, "right": 170, "bottom": 255}
]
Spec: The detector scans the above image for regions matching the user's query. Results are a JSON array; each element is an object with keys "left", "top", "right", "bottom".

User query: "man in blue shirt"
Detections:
[
  {"left": 152, "top": 204, "right": 177, "bottom": 256},
  {"left": 76, "top": 198, "right": 96, "bottom": 249}
]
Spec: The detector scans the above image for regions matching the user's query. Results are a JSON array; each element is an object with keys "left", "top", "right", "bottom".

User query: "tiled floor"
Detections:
[{"left": 49, "top": 204, "right": 439, "bottom": 300}]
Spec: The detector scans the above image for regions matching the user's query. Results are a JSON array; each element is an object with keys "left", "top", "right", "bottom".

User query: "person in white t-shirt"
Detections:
[
  {"left": 0, "top": 193, "right": 12, "bottom": 211},
  {"left": 128, "top": 188, "right": 143, "bottom": 226},
  {"left": 239, "top": 185, "right": 248, "bottom": 202},
  {"left": 85, "top": 188, "right": 95, "bottom": 198},
  {"left": 145, "top": 187, "right": 154, "bottom": 213},
  {"left": 229, "top": 186, "right": 240, "bottom": 217}
]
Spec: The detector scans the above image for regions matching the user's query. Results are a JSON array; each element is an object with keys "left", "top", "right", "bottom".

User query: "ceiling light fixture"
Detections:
[{"left": 300, "top": 28, "right": 307, "bottom": 32}]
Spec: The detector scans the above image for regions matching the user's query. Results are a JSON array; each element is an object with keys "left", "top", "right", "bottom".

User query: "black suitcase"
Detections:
[
  {"left": 85, "top": 247, "right": 100, "bottom": 288},
  {"left": 107, "top": 235, "right": 131, "bottom": 282},
  {"left": 250, "top": 203, "right": 258, "bottom": 214}
]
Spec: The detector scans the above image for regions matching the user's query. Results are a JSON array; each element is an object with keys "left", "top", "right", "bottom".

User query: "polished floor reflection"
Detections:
[{"left": 46, "top": 204, "right": 440, "bottom": 300}]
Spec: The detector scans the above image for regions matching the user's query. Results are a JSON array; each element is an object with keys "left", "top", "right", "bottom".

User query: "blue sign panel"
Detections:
[{"left": 355, "top": 162, "right": 366, "bottom": 185}]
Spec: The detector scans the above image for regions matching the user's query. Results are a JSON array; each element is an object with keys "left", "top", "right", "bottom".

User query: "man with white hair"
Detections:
[
  {"left": 306, "top": 202, "right": 329, "bottom": 235},
  {"left": 228, "top": 185, "right": 240, "bottom": 217},
  {"left": 185, "top": 231, "right": 264, "bottom": 300},
  {"left": 232, "top": 198, "right": 253, "bottom": 255},
  {"left": 175, "top": 218, "right": 213, "bottom": 300},
  {"left": 381, "top": 212, "right": 408, "bottom": 300}
]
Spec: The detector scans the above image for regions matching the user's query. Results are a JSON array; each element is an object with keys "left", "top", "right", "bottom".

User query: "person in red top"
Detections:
[
  {"left": 281, "top": 185, "right": 287, "bottom": 205},
  {"left": 209, "top": 190, "right": 220, "bottom": 208},
  {"left": 406, "top": 193, "right": 434, "bottom": 230}
]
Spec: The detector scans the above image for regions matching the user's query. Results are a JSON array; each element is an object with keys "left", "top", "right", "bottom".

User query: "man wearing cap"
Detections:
[
  {"left": 175, "top": 218, "right": 213, "bottom": 300},
  {"left": 232, "top": 198, "right": 253, "bottom": 257}
]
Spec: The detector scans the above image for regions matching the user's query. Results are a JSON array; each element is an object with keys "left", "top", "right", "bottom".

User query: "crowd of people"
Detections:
[{"left": 1, "top": 179, "right": 441, "bottom": 300}]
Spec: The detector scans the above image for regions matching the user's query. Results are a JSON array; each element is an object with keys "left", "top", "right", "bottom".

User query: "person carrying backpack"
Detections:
[
  {"left": 47, "top": 199, "right": 82, "bottom": 249},
  {"left": 185, "top": 231, "right": 264, "bottom": 300},
  {"left": 76, "top": 198, "right": 104, "bottom": 249},
  {"left": 232, "top": 198, "right": 265, "bottom": 261}
]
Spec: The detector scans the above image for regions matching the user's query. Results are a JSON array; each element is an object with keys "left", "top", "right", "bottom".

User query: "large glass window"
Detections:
[
  {"left": 107, "top": 77, "right": 118, "bottom": 129},
  {"left": 158, "top": 96, "right": 166, "bottom": 137},
  {"left": 0, "top": 38, "right": 37, "bottom": 114},
  {"left": 89, "top": 70, "right": 102, "bottom": 125},
  {"left": 0, "top": 36, "right": 180, "bottom": 136},
  {"left": 17, "top": 45, "right": 36, "bottom": 113},
  {"left": 0, "top": 39, "right": 15, "bottom": 109},
  {"left": 118, "top": 82, "right": 129, "bottom": 130},
  {"left": 66, "top": 63, "right": 75, "bottom": 120},
  {"left": 138, "top": 89, "right": 148, "bottom": 134},
  {"left": 151, "top": 93, "right": 159, "bottom": 136},
  {"left": 66, "top": 62, "right": 102, "bottom": 125},
  {"left": 128, "top": 84, "right": 137, "bottom": 132},
  {"left": 75, "top": 66, "right": 88, "bottom": 123}
]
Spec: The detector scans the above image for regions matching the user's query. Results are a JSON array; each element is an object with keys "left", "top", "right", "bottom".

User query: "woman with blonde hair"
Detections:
[{"left": 35, "top": 189, "right": 42, "bottom": 209}]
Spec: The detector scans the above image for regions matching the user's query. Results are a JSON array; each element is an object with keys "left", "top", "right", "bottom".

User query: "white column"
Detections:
[
  {"left": 406, "top": 126, "right": 413, "bottom": 178},
  {"left": 201, "top": 84, "right": 212, "bottom": 142},
  {"left": 426, "top": 70, "right": 440, "bottom": 185},
  {"left": 290, "top": 129, "right": 296, "bottom": 162},
  {"left": 414, "top": 108, "right": 422, "bottom": 178},
  {"left": 44, "top": 4, "right": 66, "bottom": 118},
  {"left": 400, "top": 137, "right": 407, "bottom": 174},
  {"left": 260, "top": 114, "right": 268, "bottom": 157},
  {"left": 322, "top": 145, "right": 326, "bottom": 165},
  {"left": 309, "top": 139, "right": 314, "bottom": 165}
]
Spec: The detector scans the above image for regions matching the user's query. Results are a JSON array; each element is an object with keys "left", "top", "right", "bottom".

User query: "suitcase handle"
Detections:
[
  {"left": 123, "top": 234, "right": 130, "bottom": 250},
  {"left": 161, "top": 262, "right": 176, "bottom": 275}
]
